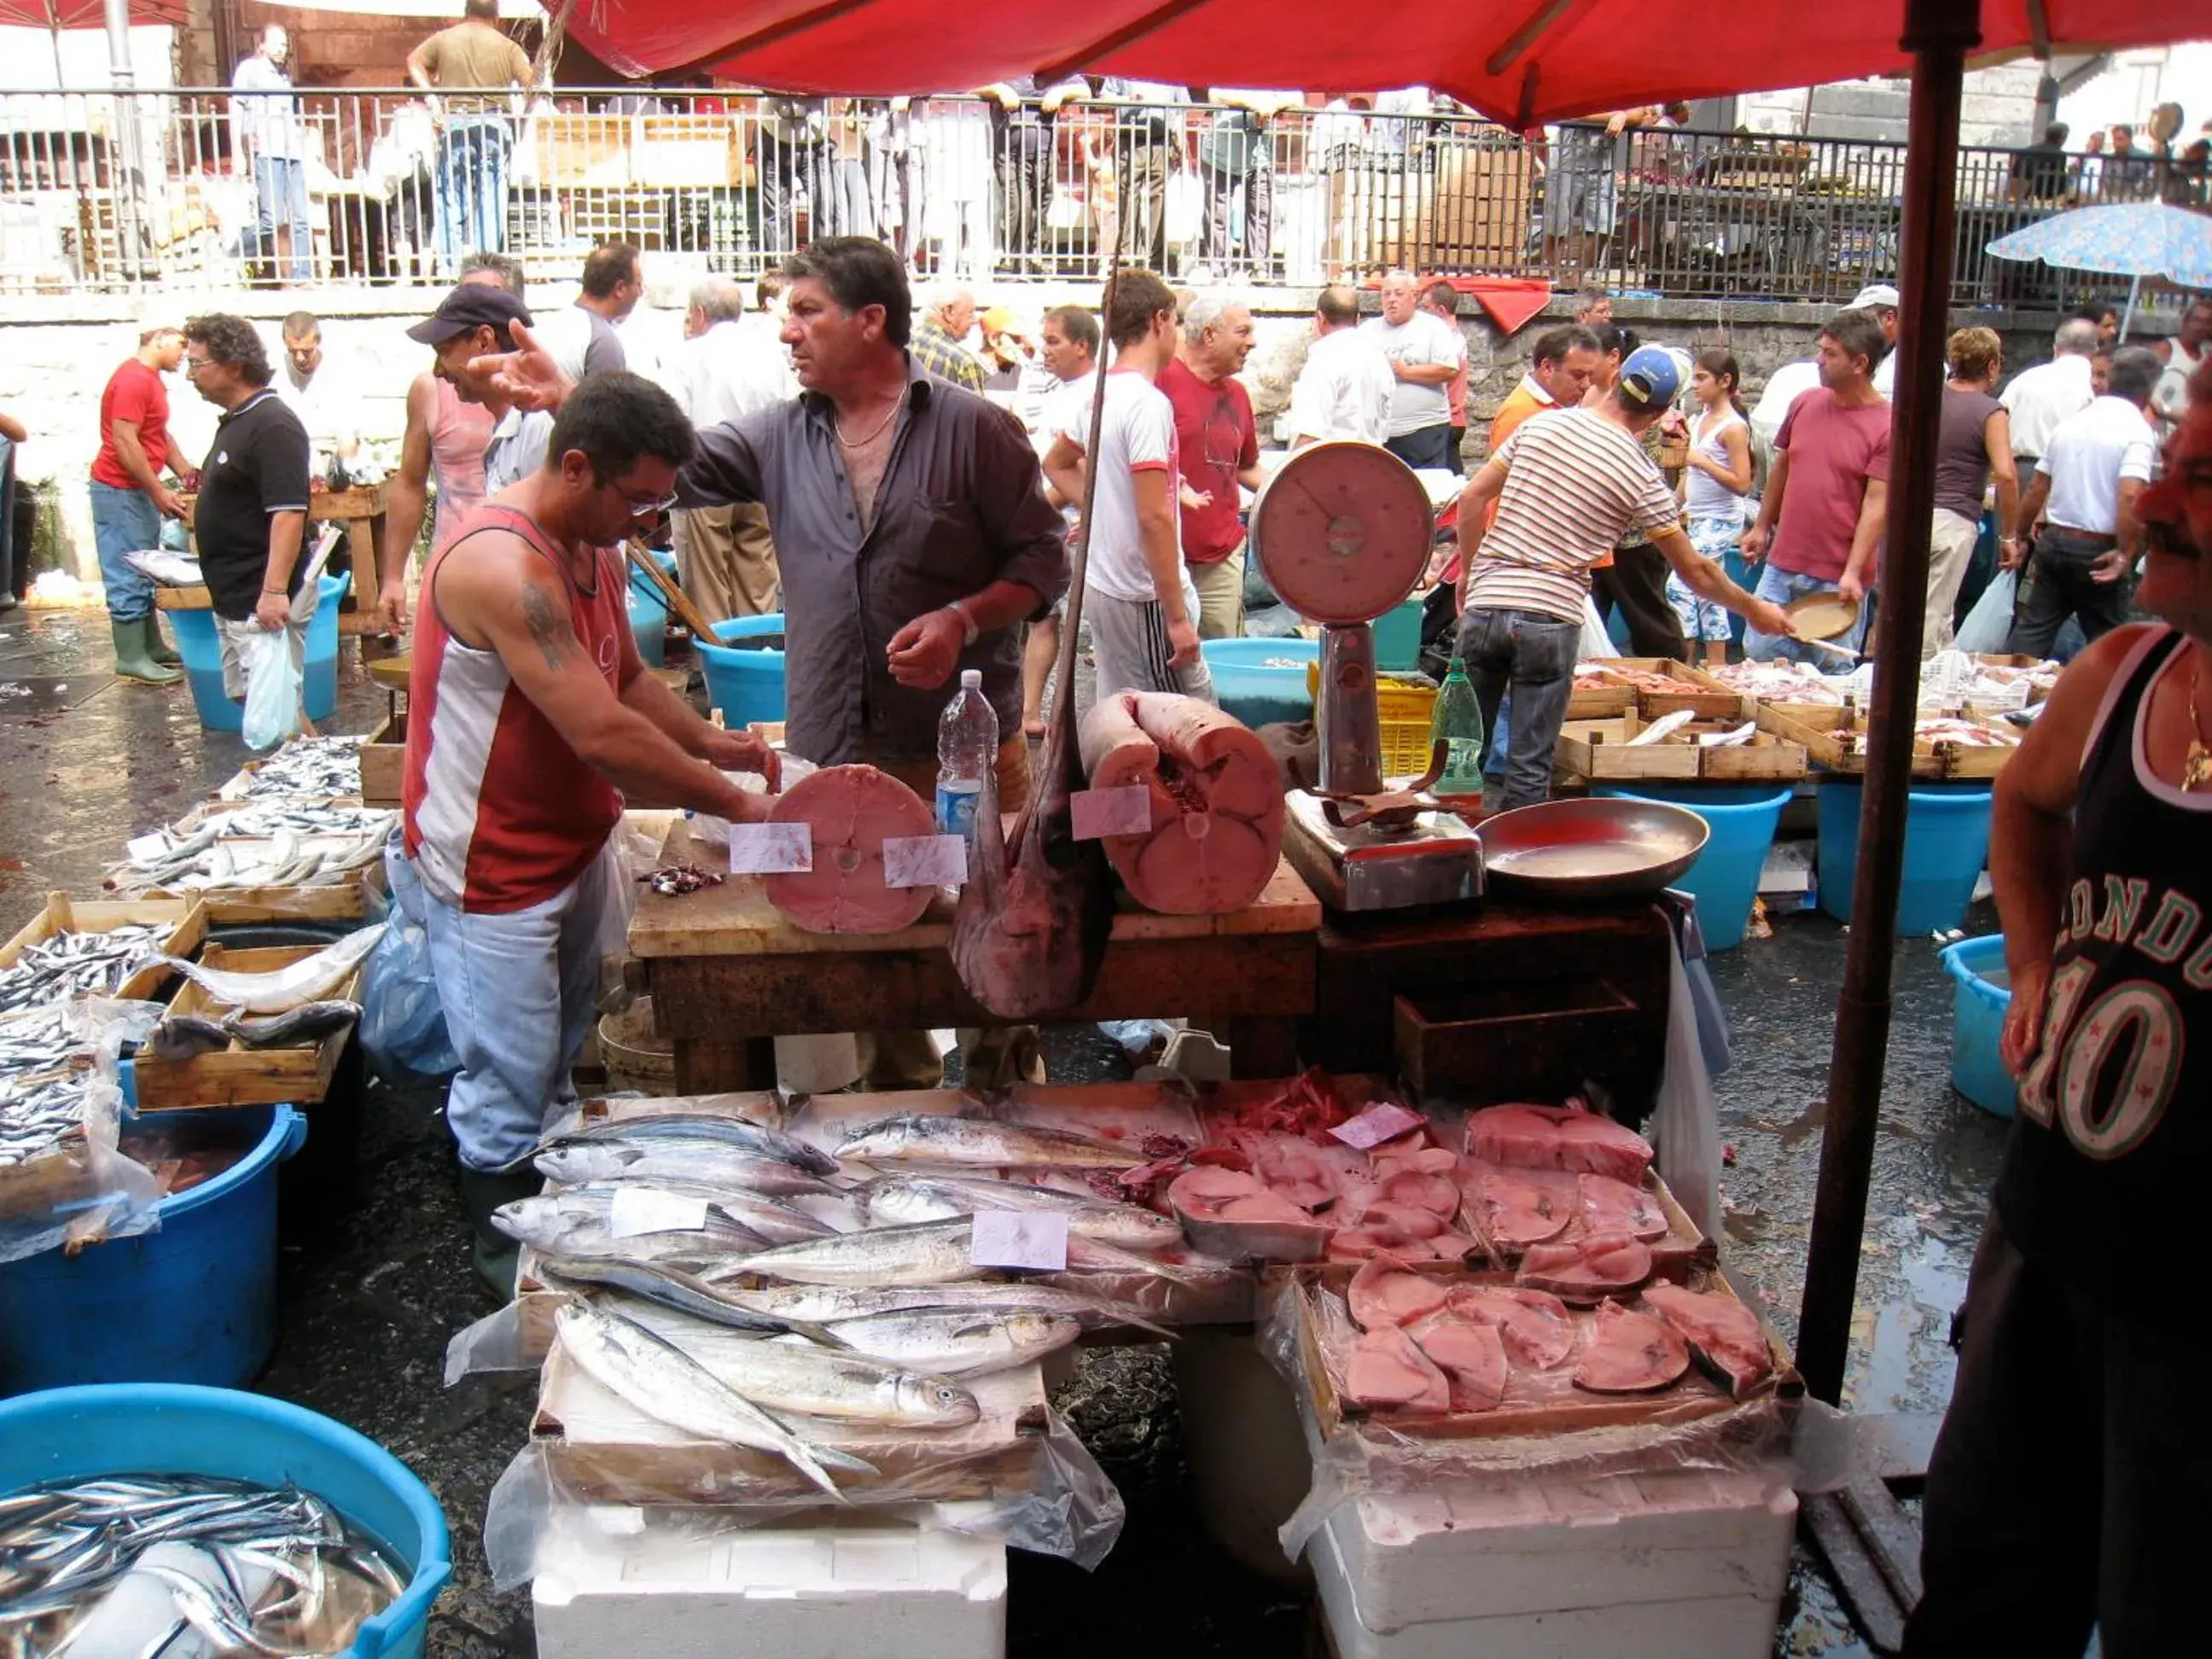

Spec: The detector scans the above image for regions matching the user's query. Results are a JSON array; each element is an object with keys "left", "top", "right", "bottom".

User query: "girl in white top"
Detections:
[{"left": 1670, "top": 349, "right": 1755, "bottom": 665}]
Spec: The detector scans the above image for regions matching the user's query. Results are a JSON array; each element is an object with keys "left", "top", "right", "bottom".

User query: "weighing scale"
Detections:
[{"left": 1249, "top": 442, "right": 1483, "bottom": 913}]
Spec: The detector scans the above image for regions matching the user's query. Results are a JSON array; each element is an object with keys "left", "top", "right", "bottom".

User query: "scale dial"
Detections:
[{"left": 1249, "top": 442, "right": 1435, "bottom": 626}]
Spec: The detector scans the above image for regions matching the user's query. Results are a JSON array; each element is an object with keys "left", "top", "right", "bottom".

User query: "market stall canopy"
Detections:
[
  {"left": 556, "top": 0, "right": 2200, "bottom": 125},
  {"left": 0, "top": 0, "right": 183, "bottom": 26},
  {"left": 1987, "top": 201, "right": 2212, "bottom": 288}
]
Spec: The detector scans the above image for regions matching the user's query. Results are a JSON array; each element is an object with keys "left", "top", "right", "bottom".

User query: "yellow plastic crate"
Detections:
[{"left": 1304, "top": 664, "right": 1440, "bottom": 779}]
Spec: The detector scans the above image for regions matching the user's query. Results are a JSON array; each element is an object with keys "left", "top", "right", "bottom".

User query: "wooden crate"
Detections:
[
  {"left": 129, "top": 943, "right": 360, "bottom": 1111},
  {"left": 1752, "top": 700, "right": 2019, "bottom": 779},
  {"left": 533, "top": 114, "right": 637, "bottom": 188},
  {"left": 360, "top": 711, "right": 403, "bottom": 806},
  {"left": 0, "top": 893, "right": 206, "bottom": 1004},
  {"left": 636, "top": 115, "right": 742, "bottom": 186},
  {"left": 1577, "top": 659, "right": 1746, "bottom": 720},
  {"left": 1555, "top": 711, "right": 1806, "bottom": 783}
]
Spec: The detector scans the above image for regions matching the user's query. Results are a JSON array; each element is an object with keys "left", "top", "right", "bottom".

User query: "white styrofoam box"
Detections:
[
  {"left": 1320, "top": 1467, "right": 1796, "bottom": 1631},
  {"left": 1310, "top": 1520, "right": 1783, "bottom": 1659},
  {"left": 533, "top": 1505, "right": 1007, "bottom": 1659}
]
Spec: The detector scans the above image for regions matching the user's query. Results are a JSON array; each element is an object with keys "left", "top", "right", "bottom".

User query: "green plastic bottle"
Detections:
[{"left": 1429, "top": 658, "right": 1487, "bottom": 796}]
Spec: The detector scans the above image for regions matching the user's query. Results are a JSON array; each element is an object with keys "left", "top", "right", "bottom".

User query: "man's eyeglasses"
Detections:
[
  {"left": 622, "top": 488, "right": 678, "bottom": 517},
  {"left": 183, "top": 356, "right": 213, "bottom": 375}
]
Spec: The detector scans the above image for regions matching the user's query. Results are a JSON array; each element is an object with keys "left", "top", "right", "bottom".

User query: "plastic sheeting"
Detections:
[{"left": 0, "top": 998, "right": 166, "bottom": 1264}]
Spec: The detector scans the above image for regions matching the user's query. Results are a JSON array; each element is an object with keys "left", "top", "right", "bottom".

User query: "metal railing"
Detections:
[{"left": 2, "top": 88, "right": 2195, "bottom": 306}]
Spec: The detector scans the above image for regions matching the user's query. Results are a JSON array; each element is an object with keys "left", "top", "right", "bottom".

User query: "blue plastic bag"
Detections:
[
  {"left": 237, "top": 626, "right": 303, "bottom": 751},
  {"left": 363, "top": 836, "right": 460, "bottom": 1080}
]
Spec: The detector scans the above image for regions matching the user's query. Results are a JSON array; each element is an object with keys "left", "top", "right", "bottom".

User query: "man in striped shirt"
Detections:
[{"left": 1454, "top": 346, "right": 1790, "bottom": 809}]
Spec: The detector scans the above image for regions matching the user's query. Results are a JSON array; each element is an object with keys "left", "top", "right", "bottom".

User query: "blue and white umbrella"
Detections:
[{"left": 1987, "top": 203, "right": 2212, "bottom": 336}]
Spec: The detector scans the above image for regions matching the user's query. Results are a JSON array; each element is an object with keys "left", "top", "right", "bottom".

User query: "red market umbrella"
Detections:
[{"left": 0, "top": 0, "right": 185, "bottom": 26}]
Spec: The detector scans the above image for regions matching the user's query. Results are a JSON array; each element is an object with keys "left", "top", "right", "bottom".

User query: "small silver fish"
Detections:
[{"left": 834, "top": 1112, "right": 1141, "bottom": 1171}]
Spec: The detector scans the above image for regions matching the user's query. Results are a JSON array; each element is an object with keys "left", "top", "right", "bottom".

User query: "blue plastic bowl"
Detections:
[
  {"left": 1202, "top": 636, "right": 1319, "bottom": 729},
  {"left": 1940, "top": 934, "right": 2017, "bottom": 1117},
  {"left": 172, "top": 573, "right": 348, "bottom": 734},
  {"left": 696, "top": 613, "right": 787, "bottom": 727},
  {"left": 0, "top": 1104, "right": 306, "bottom": 1394},
  {"left": 0, "top": 1382, "right": 451, "bottom": 1658},
  {"left": 626, "top": 550, "right": 678, "bottom": 668},
  {"left": 1816, "top": 780, "right": 1993, "bottom": 936},
  {"left": 1596, "top": 783, "right": 1793, "bottom": 952}
]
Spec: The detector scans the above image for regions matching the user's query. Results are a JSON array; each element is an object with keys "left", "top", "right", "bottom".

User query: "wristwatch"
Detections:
[{"left": 946, "top": 600, "right": 980, "bottom": 646}]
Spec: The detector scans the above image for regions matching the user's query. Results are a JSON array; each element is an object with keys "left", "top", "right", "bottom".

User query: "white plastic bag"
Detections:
[
  {"left": 238, "top": 628, "right": 303, "bottom": 751},
  {"left": 1953, "top": 569, "right": 2018, "bottom": 655},
  {"left": 1577, "top": 597, "right": 1615, "bottom": 661}
]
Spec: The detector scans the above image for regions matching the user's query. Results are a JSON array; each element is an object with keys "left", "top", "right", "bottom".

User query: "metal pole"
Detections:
[
  {"left": 1794, "top": 0, "right": 1982, "bottom": 1406},
  {"left": 2120, "top": 272, "right": 2141, "bottom": 341},
  {"left": 102, "top": 0, "right": 145, "bottom": 282}
]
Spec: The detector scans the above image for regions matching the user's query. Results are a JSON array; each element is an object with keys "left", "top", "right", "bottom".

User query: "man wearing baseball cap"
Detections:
[
  {"left": 405, "top": 282, "right": 554, "bottom": 498},
  {"left": 1850, "top": 282, "right": 1902, "bottom": 399},
  {"left": 1453, "top": 346, "right": 1791, "bottom": 810}
]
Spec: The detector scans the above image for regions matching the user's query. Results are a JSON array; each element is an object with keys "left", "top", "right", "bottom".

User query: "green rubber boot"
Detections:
[
  {"left": 457, "top": 1166, "right": 542, "bottom": 1302},
  {"left": 144, "top": 614, "right": 183, "bottom": 668},
  {"left": 112, "top": 616, "right": 182, "bottom": 685}
]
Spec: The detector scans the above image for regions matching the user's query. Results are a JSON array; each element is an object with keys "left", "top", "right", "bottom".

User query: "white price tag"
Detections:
[
  {"left": 607, "top": 1186, "right": 711, "bottom": 1239},
  {"left": 729, "top": 821, "right": 813, "bottom": 875},
  {"left": 970, "top": 1210, "right": 1070, "bottom": 1271},
  {"left": 127, "top": 832, "right": 172, "bottom": 865},
  {"left": 882, "top": 834, "right": 968, "bottom": 888},
  {"left": 1071, "top": 785, "right": 1155, "bottom": 841},
  {"left": 1329, "top": 1103, "right": 1426, "bottom": 1150}
]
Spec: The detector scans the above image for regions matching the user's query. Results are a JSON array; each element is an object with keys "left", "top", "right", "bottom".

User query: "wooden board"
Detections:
[
  {"left": 1753, "top": 700, "right": 2018, "bottom": 779},
  {"left": 1554, "top": 712, "right": 1805, "bottom": 783},
  {"left": 359, "top": 712, "right": 403, "bottom": 807},
  {"left": 630, "top": 822, "right": 1322, "bottom": 960},
  {"left": 128, "top": 944, "right": 359, "bottom": 1111},
  {"left": 0, "top": 893, "right": 205, "bottom": 1004}
]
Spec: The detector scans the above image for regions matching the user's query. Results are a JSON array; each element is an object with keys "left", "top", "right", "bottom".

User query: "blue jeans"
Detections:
[
  {"left": 1743, "top": 564, "right": 1866, "bottom": 670},
  {"left": 252, "top": 154, "right": 312, "bottom": 282},
  {"left": 406, "top": 837, "right": 614, "bottom": 1173},
  {"left": 1455, "top": 605, "right": 1580, "bottom": 812},
  {"left": 1385, "top": 422, "right": 1459, "bottom": 474},
  {"left": 436, "top": 115, "right": 512, "bottom": 271},
  {"left": 89, "top": 480, "right": 160, "bottom": 622}
]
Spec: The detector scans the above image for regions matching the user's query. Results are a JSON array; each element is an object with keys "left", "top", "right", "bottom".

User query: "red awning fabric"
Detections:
[
  {"left": 0, "top": 0, "right": 188, "bottom": 26},
  {"left": 557, "top": 1, "right": 2203, "bottom": 127}
]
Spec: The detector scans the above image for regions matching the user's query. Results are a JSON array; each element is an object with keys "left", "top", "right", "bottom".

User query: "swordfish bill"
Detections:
[{"left": 949, "top": 260, "right": 1123, "bottom": 1018}]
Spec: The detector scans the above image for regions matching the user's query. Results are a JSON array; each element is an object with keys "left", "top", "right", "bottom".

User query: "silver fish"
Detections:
[
  {"left": 550, "top": 1112, "right": 839, "bottom": 1178},
  {"left": 232, "top": 734, "right": 364, "bottom": 799},
  {"left": 224, "top": 1001, "right": 362, "bottom": 1049},
  {"left": 492, "top": 1189, "right": 769, "bottom": 1262},
  {"left": 835, "top": 1111, "right": 1141, "bottom": 1170},
  {"left": 544, "top": 1177, "right": 841, "bottom": 1246},
  {"left": 824, "top": 1308, "right": 1081, "bottom": 1376},
  {"left": 554, "top": 1301, "right": 874, "bottom": 1499},
  {"left": 160, "top": 927, "right": 385, "bottom": 1014},
  {"left": 721, "top": 1219, "right": 988, "bottom": 1287},
  {"left": 857, "top": 1173, "right": 1181, "bottom": 1251},
  {"left": 0, "top": 923, "right": 166, "bottom": 1014},
  {"left": 534, "top": 1139, "right": 842, "bottom": 1199},
  {"left": 705, "top": 1280, "right": 1175, "bottom": 1339},
  {"left": 536, "top": 1254, "right": 846, "bottom": 1344}
]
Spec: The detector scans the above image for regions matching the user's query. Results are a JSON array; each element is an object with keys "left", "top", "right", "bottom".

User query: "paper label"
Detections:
[
  {"left": 127, "top": 832, "right": 171, "bottom": 864},
  {"left": 607, "top": 1187, "right": 711, "bottom": 1239},
  {"left": 970, "top": 1210, "right": 1070, "bottom": 1271},
  {"left": 882, "top": 834, "right": 968, "bottom": 888},
  {"left": 1072, "top": 785, "right": 1154, "bottom": 841},
  {"left": 728, "top": 821, "right": 812, "bottom": 875},
  {"left": 1329, "top": 1102, "right": 1427, "bottom": 1150}
]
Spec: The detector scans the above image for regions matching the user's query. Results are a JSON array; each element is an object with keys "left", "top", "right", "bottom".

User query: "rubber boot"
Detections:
[
  {"left": 111, "top": 616, "right": 181, "bottom": 685},
  {"left": 457, "top": 1166, "right": 542, "bottom": 1302},
  {"left": 144, "top": 614, "right": 182, "bottom": 667}
]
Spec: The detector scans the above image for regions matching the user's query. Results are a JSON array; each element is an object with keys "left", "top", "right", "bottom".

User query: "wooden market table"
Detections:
[
  {"left": 629, "top": 823, "right": 1321, "bottom": 1091},
  {"left": 160, "top": 483, "right": 389, "bottom": 638}
]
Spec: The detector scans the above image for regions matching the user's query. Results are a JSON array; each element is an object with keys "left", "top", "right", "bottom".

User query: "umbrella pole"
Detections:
[
  {"left": 2120, "top": 272, "right": 2141, "bottom": 341},
  {"left": 1794, "top": 0, "right": 1981, "bottom": 1407}
]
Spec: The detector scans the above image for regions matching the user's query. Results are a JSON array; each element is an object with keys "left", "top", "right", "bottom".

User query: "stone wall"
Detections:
[{"left": 1739, "top": 63, "right": 2044, "bottom": 149}]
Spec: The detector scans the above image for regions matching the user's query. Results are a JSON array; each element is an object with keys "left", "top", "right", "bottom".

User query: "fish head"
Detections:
[
  {"left": 535, "top": 1144, "right": 632, "bottom": 1185},
  {"left": 490, "top": 1196, "right": 560, "bottom": 1246},
  {"left": 895, "top": 1373, "right": 982, "bottom": 1427},
  {"left": 1000, "top": 1313, "right": 1073, "bottom": 1351}
]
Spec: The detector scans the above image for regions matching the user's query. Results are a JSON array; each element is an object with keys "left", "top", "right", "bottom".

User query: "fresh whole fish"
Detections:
[
  {"left": 554, "top": 1300, "right": 874, "bottom": 1499},
  {"left": 224, "top": 1000, "right": 362, "bottom": 1049},
  {"left": 491, "top": 1188, "right": 771, "bottom": 1261},
  {"left": 722, "top": 1218, "right": 990, "bottom": 1287},
  {"left": 232, "top": 734, "right": 364, "bottom": 800},
  {"left": 705, "top": 1279, "right": 1176, "bottom": 1339},
  {"left": 0, "top": 1070, "right": 96, "bottom": 1167},
  {"left": 161, "top": 926, "right": 385, "bottom": 1015},
  {"left": 114, "top": 827, "right": 387, "bottom": 895},
  {"left": 611, "top": 1311, "right": 981, "bottom": 1428},
  {"left": 202, "top": 804, "right": 395, "bottom": 841},
  {"left": 122, "top": 547, "right": 205, "bottom": 588},
  {"left": 534, "top": 1138, "right": 842, "bottom": 1198},
  {"left": 824, "top": 1308, "right": 1082, "bottom": 1376},
  {"left": 534, "top": 1255, "right": 845, "bottom": 1344},
  {"left": 146, "top": 1012, "right": 235, "bottom": 1061},
  {"left": 858, "top": 1173, "right": 1182, "bottom": 1251},
  {"left": 0, "top": 923, "right": 167, "bottom": 1015},
  {"left": 834, "top": 1112, "right": 1140, "bottom": 1171},
  {"left": 549, "top": 1112, "right": 839, "bottom": 1178},
  {"left": 539, "top": 1177, "right": 837, "bottom": 1246}
]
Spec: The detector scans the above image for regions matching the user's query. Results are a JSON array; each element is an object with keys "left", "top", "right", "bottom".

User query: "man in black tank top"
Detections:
[{"left": 1906, "top": 367, "right": 2212, "bottom": 1658}]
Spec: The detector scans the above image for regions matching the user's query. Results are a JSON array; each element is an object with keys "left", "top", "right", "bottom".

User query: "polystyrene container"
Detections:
[
  {"left": 0, "top": 1382, "right": 451, "bottom": 1658},
  {"left": 1940, "top": 933, "right": 2017, "bottom": 1117},
  {"left": 0, "top": 1104, "right": 305, "bottom": 1394},
  {"left": 696, "top": 613, "right": 787, "bottom": 727},
  {"left": 1598, "top": 783, "right": 1793, "bottom": 951},
  {"left": 171, "top": 573, "right": 347, "bottom": 733},
  {"left": 626, "top": 550, "right": 678, "bottom": 667},
  {"left": 1816, "top": 780, "right": 1993, "bottom": 936},
  {"left": 1203, "top": 636, "right": 1318, "bottom": 730}
]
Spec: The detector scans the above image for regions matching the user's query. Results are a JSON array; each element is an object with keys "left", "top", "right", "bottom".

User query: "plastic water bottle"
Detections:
[
  {"left": 1430, "top": 657, "right": 1487, "bottom": 797},
  {"left": 935, "top": 669, "right": 998, "bottom": 841}
]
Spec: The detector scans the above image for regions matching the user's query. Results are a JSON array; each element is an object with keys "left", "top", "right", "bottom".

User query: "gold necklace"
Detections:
[
  {"left": 2186, "top": 659, "right": 2212, "bottom": 791},
  {"left": 835, "top": 388, "right": 905, "bottom": 449}
]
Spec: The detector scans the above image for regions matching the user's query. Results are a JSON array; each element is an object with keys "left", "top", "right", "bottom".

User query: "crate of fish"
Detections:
[
  {"left": 0, "top": 893, "right": 207, "bottom": 1015},
  {"left": 1554, "top": 711, "right": 1807, "bottom": 784},
  {"left": 1752, "top": 699, "right": 2022, "bottom": 779},
  {"left": 109, "top": 818, "right": 390, "bottom": 922},
  {"left": 1571, "top": 659, "right": 1748, "bottom": 722},
  {"left": 212, "top": 733, "right": 367, "bottom": 804},
  {"left": 129, "top": 938, "right": 376, "bottom": 1111}
]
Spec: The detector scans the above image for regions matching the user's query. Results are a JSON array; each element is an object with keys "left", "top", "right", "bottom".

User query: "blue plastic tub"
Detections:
[
  {"left": 696, "top": 613, "right": 788, "bottom": 726},
  {"left": 1597, "top": 783, "right": 1793, "bottom": 952},
  {"left": 626, "top": 549, "right": 678, "bottom": 668},
  {"left": 1940, "top": 934, "right": 2017, "bottom": 1117},
  {"left": 0, "top": 1104, "right": 306, "bottom": 1394},
  {"left": 1371, "top": 598, "right": 1424, "bottom": 672},
  {"left": 171, "top": 573, "right": 348, "bottom": 733},
  {"left": 0, "top": 1383, "right": 450, "bottom": 1658},
  {"left": 1816, "top": 781, "right": 1993, "bottom": 935},
  {"left": 1202, "top": 636, "right": 1319, "bottom": 729}
]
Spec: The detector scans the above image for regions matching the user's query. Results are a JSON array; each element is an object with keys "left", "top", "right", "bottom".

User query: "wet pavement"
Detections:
[{"left": 0, "top": 605, "right": 2005, "bottom": 1657}]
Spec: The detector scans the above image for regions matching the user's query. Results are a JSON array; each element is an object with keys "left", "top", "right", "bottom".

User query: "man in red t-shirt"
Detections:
[
  {"left": 90, "top": 326, "right": 188, "bottom": 684},
  {"left": 1741, "top": 309, "right": 1893, "bottom": 667},
  {"left": 1159, "top": 295, "right": 1263, "bottom": 638}
]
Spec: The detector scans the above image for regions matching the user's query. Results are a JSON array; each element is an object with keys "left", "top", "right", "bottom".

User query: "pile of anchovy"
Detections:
[
  {"left": 0, "top": 1069, "right": 95, "bottom": 1167},
  {"left": 110, "top": 824, "right": 387, "bottom": 896},
  {"left": 0, "top": 923, "right": 166, "bottom": 1017},
  {"left": 642, "top": 862, "right": 725, "bottom": 897},
  {"left": 0, "top": 1474, "right": 405, "bottom": 1654},
  {"left": 204, "top": 803, "right": 395, "bottom": 841},
  {"left": 233, "top": 734, "right": 364, "bottom": 800}
]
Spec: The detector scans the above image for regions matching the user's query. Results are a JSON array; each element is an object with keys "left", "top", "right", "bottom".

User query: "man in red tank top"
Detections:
[{"left": 397, "top": 373, "right": 779, "bottom": 1295}]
